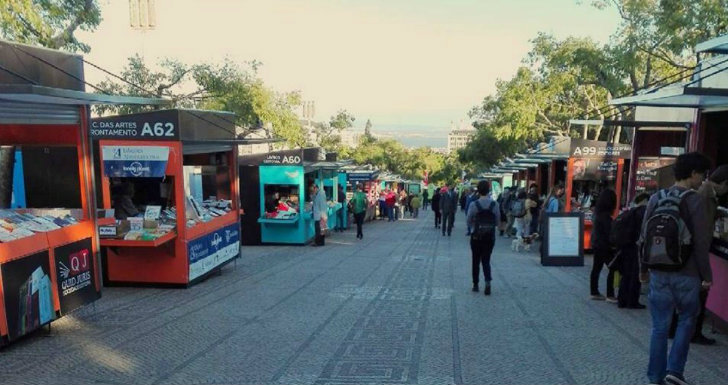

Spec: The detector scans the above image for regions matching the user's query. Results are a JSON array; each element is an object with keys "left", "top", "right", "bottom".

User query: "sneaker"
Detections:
[
  {"left": 606, "top": 296, "right": 618, "bottom": 304},
  {"left": 484, "top": 285, "right": 491, "bottom": 296},
  {"left": 591, "top": 294, "right": 606, "bottom": 300},
  {"left": 692, "top": 334, "right": 717, "bottom": 345},
  {"left": 665, "top": 373, "right": 691, "bottom": 385},
  {"left": 472, "top": 284, "right": 479, "bottom": 292}
]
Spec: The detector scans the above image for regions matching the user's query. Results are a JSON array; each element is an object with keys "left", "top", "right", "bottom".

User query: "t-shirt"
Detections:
[{"left": 351, "top": 192, "right": 367, "bottom": 214}]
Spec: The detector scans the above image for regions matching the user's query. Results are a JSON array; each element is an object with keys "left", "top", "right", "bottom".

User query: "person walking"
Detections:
[
  {"left": 385, "top": 189, "right": 396, "bottom": 222},
  {"left": 497, "top": 187, "right": 509, "bottom": 236},
  {"left": 335, "top": 184, "right": 346, "bottom": 232},
  {"left": 432, "top": 187, "right": 442, "bottom": 228},
  {"left": 641, "top": 152, "right": 712, "bottom": 385},
  {"left": 467, "top": 180, "right": 500, "bottom": 295},
  {"left": 590, "top": 189, "right": 617, "bottom": 302},
  {"left": 614, "top": 193, "right": 649, "bottom": 309},
  {"left": 398, "top": 190, "right": 408, "bottom": 219},
  {"left": 350, "top": 184, "right": 368, "bottom": 239},
  {"left": 411, "top": 194, "right": 421, "bottom": 218},
  {"left": 312, "top": 184, "right": 327, "bottom": 246},
  {"left": 378, "top": 191, "right": 387, "bottom": 220},
  {"left": 440, "top": 184, "right": 457, "bottom": 236},
  {"left": 528, "top": 184, "right": 542, "bottom": 236},
  {"left": 460, "top": 188, "right": 469, "bottom": 212},
  {"left": 502, "top": 187, "right": 515, "bottom": 237},
  {"left": 422, "top": 189, "right": 429, "bottom": 211}
]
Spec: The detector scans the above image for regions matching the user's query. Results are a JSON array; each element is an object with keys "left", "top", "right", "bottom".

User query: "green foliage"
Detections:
[
  {"left": 329, "top": 109, "right": 355, "bottom": 130},
  {"left": 1, "top": 0, "right": 101, "bottom": 53},
  {"left": 95, "top": 55, "right": 306, "bottom": 147},
  {"left": 463, "top": 1, "right": 728, "bottom": 170}
]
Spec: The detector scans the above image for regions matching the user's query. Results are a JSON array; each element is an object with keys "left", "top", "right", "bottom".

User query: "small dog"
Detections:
[{"left": 511, "top": 237, "right": 524, "bottom": 252}]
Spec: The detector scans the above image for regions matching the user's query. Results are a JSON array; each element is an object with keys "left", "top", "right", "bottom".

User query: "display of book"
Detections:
[{"left": 0, "top": 209, "right": 81, "bottom": 243}]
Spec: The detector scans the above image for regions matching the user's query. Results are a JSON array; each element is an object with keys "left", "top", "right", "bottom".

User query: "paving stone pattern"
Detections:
[{"left": 1, "top": 210, "right": 728, "bottom": 384}]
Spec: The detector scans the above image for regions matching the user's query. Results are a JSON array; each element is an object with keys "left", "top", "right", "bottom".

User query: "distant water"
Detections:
[{"left": 371, "top": 124, "right": 449, "bottom": 149}]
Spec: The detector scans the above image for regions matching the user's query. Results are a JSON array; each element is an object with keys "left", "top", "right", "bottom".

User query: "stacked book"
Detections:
[{"left": 0, "top": 210, "right": 79, "bottom": 243}]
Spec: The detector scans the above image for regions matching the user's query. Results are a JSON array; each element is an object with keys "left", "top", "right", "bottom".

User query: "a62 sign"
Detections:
[{"left": 141, "top": 122, "right": 175, "bottom": 137}]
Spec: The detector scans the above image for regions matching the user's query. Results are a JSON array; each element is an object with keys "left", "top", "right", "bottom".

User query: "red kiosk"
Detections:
[
  {"left": 0, "top": 41, "right": 166, "bottom": 344},
  {"left": 91, "top": 109, "right": 241, "bottom": 286}
]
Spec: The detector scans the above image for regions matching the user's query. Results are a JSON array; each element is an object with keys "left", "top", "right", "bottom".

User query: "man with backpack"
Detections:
[
  {"left": 467, "top": 180, "right": 500, "bottom": 295},
  {"left": 611, "top": 193, "right": 649, "bottom": 309},
  {"left": 640, "top": 152, "right": 712, "bottom": 385}
]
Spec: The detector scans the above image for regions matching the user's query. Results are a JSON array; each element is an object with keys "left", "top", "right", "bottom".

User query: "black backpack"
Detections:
[
  {"left": 610, "top": 207, "right": 640, "bottom": 248},
  {"left": 473, "top": 200, "right": 497, "bottom": 238},
  {"left": 639, "top": 189, "right": 694, "bottom": 271}
]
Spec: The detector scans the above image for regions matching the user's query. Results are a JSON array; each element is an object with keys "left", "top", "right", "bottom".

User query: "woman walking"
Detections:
[
  {"left": 590, "top": 189, "right": 617, "bottom": 302},
  {"left": 411, "top": 194, "right": 421, "bottom": 218},
  {"left": 350, "top": 184, "right": 368, "bottom": 239}
]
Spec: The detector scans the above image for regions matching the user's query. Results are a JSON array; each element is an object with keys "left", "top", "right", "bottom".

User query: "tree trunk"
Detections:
[
  {"left": 582, "top": 124, "right": 588, "bottom": 139},
  {"left": 0, "top": 146, "right": 16, "bottom": 208}
]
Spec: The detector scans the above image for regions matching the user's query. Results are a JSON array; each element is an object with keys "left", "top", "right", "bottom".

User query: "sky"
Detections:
[{"left": 78, "top": 0, "right": 620, "bottom": 144}]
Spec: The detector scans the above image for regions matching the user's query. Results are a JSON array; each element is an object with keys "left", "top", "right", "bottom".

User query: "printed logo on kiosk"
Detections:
[
  {"left": 102, "top": 146, "right": 170, "bottom": 178},
  {"left": 54, "top": 238, "right": 99, "bottom": 315},
  {"left": 188, "top": 224, "right": 240, "bottom": 281}
]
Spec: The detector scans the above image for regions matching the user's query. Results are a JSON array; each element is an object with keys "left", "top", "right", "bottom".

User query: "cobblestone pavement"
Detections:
[{"left": 2, "top": 210, "right": 728, "bottom": 385}]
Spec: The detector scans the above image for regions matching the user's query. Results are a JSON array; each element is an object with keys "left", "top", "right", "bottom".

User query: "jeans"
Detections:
[
  {"left": 515, "top": 217, "right": 530, "bottom": 239},
  {"left": 590, "top": 250, "right": 615, "bottom": 297},
  {"left": 647, "top": 271, "right": 701, "bottom": 384},
  {"left": 336, "top": 208, "right": 346, "bottom": 230},
  {"left": 471, "top": 232, "right": 495, "bottom": 284},
  {"left": 505, "top": 214, "right": 515, "bottom": 236},
  {"left": 354, "top": 212, "right": 365, "bottom": 238},
  {"left": 434, "top": 209, "right": 441, "bottom": 228},
  {"left": 387, "top": 206, "right": 394, "bottom": 221},
  {"left": 442, "top": 211, "right": 455, "bottom": 235},
  {"left": 412, "top": 208, "right": 419, "bottom": 218},
  {"left": 423, "top": 199, "right": 428, "bottom": 210},
  {"left": 314, "top": 220, "right": 325, "bottom": 245}
]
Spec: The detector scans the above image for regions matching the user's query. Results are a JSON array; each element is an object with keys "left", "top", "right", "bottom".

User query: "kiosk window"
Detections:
[{"left": 264, "top": 184, "right": 300, "bottom": 213}]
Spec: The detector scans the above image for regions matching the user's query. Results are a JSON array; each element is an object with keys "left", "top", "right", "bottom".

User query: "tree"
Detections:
[
  {"left": 96, "top": 55, "right": 306, "bottom": 147},
  {"left": 1, "top": 0, "right": 101, "bottom": 53},
  {"left": 364, "top": 119, "right": 374, "bottom": 141}
]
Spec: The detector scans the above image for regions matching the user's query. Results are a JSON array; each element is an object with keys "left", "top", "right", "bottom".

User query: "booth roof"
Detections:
[{"left": 0, "top": 84, "right": 169, "bottom": 106}]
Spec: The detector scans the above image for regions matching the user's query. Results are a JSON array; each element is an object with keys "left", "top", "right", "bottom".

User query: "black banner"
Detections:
[
  {"left": 90, "top": 110, "right": 180, "bottom": 140},
  {"left": 635, "top": 157, "right": 676, "bottom": 194},
  {"left": 572, "top": 158, "right": 619, "bottom": 181},
  {"left": 569, "top": 139, "right": 632, "bottom": 159},
  {"left": 1, "top": 251, "right": 55, "bottom": 341},
  {"left": 54, "top": 238, "right": 99, "bottom": 314}
]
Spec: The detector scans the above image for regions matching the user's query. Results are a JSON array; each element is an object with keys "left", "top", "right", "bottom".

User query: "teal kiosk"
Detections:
[
  {"left": 315, "top": 160, "right": 351, "bottom": 231},
  {"left": 239, "top": 148, "right": 322, "bottom": 245}
]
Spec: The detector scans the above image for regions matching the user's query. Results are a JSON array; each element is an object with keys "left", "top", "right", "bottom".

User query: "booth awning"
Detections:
[
  {"left": 0, "top": 84, "right": 170, "bottom": 106},
  {"left": 610, "top": 85, "right": 728, "bottom": 108}
]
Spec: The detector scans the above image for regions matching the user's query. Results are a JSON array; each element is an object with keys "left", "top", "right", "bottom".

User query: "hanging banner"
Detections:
[
  {"left": 188, "top": 223, "right": 240, "bottom": 281},
  {"left": 569, "top": 139, "right": 632, "bottom": 159},
  {"left": 1, "top": 251, "right": 55, "bottom": 341},
  {"left": 102, "top": 146, "right": 170, "bottom": 178},
  {"left": 635, "top": 157, "right": 676, "bottom": 194},
  {"left": 54, "top": 238, "right": 99, "bottom": 315}
]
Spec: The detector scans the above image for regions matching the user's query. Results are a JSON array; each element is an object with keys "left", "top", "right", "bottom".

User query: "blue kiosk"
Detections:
[{"left": 238, "top": 149, "right": 350, "bottom": 245}]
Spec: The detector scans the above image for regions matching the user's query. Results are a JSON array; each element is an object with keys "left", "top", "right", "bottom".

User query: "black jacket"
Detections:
[
  {"left": 431, "top": 192, "right": 441, "bottom": 212},
  {"left": 591, "top": 210, "right": 613, "bottom": 254}
]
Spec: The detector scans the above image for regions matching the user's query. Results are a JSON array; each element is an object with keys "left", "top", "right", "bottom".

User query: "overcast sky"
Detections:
[{"left": 79, "top": 0, "right": 620, "bottom": 130}]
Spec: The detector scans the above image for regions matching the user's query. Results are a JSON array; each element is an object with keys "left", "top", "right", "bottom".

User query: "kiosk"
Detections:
[
  {"left": 564, "top": 139, "right": 631, "bottom": 251},
  {"left": 344, "top": 165, "right": 380, "bottom": 221},
  {"left": 91, "top": 109, "right": 242, "bottom": 287},
  {"left": 240, "top": 148, "right": 334, "bottom": 245},
  {"left": 0, "top": 40, "right": 166, "bottom": 343},
  {"left": 609, "top": 34, "right": 728, "bottom": 328}
]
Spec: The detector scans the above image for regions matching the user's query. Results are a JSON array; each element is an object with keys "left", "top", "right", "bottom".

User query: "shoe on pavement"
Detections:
[
  {"left": 591, "top": 294, "right": 606, "bottom": 300},
  {"left": 606, "top": 296, "right": 618, "bottom": 303},
  {"left": 692, "top": 334, "right": 717, "bottom": 345},
  {"left": 665, "top": 373, "right": 692, "bottom": 385},
  {"left": 472, "top": 284, "right": 479, "bottom": 292},
  {"left": 484, "top": 285, "right": 491, "bottom": 296}
]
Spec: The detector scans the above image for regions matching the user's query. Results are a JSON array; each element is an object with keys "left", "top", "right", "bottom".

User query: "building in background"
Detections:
[{"left": 447, "top": 120, "right": 476, "bottom": 154}]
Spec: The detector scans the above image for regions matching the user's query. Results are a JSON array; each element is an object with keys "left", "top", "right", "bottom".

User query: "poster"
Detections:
[
  {"left": 572, "top": 158, "right": 619, "bottom": 181},
  {"left": 54, "top": 238, "right": 99, "bottom": 314},
  {"left": 188, "top": 223, "right": 240, "bottom": 281},
  {"left": 102, "top": 145, "right": 170, "bottom": 178},
  {"left": 635, "top": 157, "right": 676, "bottom": 194},
  {"left": 1, "top": 251, "right": 55, "bottom": 340},
  {"left": 548, "top": 217, "right": 580, "bottom": 257}
]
